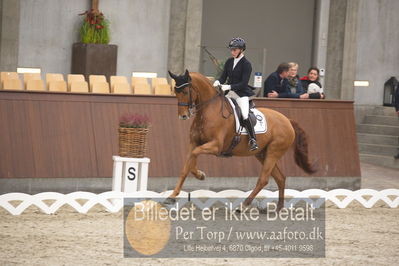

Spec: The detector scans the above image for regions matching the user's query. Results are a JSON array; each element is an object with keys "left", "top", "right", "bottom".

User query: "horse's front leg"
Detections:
[
  {"left": 165, "top": 140, "right": 221, "bottom": 203},
  {"left": 182, "top": 143, "right": 206, "bottom": 181},
  {"left": 190, "top": 157, "right": 206, "bottom": 181}
]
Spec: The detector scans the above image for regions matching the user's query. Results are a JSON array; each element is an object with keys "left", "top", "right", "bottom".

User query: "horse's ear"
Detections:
[
  {"left": 184, "top": 69, "right": 191, "bottom": 82},
  {"left": 168, "top": 70, "right": 177, "bottom": 80}
]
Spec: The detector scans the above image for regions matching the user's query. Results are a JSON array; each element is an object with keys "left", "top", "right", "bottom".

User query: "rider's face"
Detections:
[{"left": 230, "top": 48, "right": 242, "bottom": 58}]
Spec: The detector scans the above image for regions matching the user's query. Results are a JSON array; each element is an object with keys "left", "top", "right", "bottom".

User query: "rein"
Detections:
[{"left": 175, "top": 83, "right": 228, "bottom": 116}]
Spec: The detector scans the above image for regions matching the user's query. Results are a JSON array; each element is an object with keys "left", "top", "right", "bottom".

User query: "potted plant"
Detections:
[
  {"left": 71, "top": 0, "right": 117, "bottom": 82},
  {"left": 118, "top": 113, "right": 151, "bottom": 158},
  {"left": 79, "top": 9, "right": 110, "bottom": 44}
]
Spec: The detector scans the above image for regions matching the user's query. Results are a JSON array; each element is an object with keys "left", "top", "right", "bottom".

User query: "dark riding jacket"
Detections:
[{"left": 218, "top": 56, "right": 254, "bottom": 97}]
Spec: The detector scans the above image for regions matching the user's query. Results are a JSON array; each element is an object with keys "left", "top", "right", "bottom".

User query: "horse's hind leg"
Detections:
[
  {"left": 243, "top": 157, "right": 275, "bottom": 206},
  {"left": 244, "top": 145, "right": 286, "bottom": 207},
  {"left": 255, "top": 149, "right": 286, "bottom": 211},
  {"left": 271, "top": 165, "right": 286, "bottom": 211},
  {"left": 254, "top": 150, "right": 266, "bottom": 164}
]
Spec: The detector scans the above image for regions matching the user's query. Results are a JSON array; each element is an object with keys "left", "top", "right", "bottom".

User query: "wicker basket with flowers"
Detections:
[{"left": 118, "top": 113, "right": 150, "bottom": 158}]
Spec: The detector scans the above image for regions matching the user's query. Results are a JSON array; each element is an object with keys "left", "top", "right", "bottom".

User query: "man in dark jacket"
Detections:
[{"left": 264, "top": 63, "right": 292, "bottom": 98}]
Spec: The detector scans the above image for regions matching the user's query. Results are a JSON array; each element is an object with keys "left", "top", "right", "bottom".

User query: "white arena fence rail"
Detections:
[{"left": 0, "top": 189, "right": 398, "bottom": 215}]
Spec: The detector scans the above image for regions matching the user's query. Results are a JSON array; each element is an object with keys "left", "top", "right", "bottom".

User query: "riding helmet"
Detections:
[{"left": 228, "top": 37, "right": 246, "bottom": 51}]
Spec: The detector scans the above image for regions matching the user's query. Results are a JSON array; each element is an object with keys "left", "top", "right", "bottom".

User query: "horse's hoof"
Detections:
[
  {"left": 235, "top": 204, "right": 250, "bottom": 213},
  {"left": 163, "top": 197, "right": 176, "bottom": 205},
  {"left": 195, "top": 170, "right": 206, "bottom": 180}
]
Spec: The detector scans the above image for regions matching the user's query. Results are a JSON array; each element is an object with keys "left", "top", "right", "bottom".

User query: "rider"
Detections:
[{"left": 213, "top": 37, "right": 258, "bottom": 151}]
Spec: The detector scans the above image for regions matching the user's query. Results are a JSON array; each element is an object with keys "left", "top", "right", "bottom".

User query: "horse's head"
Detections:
[{"left": 168, "top": 69, "right": 195, "bottom": 120}]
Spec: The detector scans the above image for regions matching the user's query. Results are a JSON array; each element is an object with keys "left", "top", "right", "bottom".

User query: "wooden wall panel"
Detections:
[{"left": 0, "top": 91, "right": 361, "bottom": 178}]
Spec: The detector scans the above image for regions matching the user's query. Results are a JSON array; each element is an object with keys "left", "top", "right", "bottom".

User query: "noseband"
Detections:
[{"left": 174, "top": 82, "right": 222, "bottom": 116}]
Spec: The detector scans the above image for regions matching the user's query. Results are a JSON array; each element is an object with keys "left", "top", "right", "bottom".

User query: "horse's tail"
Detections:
[{"left": 290, "top": 120, "right": 317, "bottom": 174}]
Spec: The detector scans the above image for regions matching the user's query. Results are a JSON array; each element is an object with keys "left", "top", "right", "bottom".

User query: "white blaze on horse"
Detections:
[{"left": 166, "top": 70, "right": 316, "bottom": 210}]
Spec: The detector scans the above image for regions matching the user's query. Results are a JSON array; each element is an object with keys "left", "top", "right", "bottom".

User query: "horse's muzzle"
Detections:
[{"left": 179, "top": 115, "right": 189, "bottom": 120}]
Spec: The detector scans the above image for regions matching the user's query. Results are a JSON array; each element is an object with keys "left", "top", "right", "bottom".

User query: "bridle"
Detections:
[
  {"left": 174, "top": 82, "right": 224, "bottom": 116},
  {"left": 175, "top": 82, "right": 193, "bottom": 108}
]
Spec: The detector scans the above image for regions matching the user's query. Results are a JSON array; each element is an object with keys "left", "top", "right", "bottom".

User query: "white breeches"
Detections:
[{"left": 226, "top": 91, "right": 249, "bottom": 120}]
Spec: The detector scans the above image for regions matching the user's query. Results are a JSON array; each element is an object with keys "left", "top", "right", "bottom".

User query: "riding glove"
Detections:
[
  {"left": 221, "top": 85, "right": 231, "bottom": 91},
  {"left": 213, "top": 80, "right": 221, "bottom": 87}
]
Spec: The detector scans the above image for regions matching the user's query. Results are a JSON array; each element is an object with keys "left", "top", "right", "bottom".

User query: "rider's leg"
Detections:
[
  {"left": 236, "top": 96, "right": 258, "bottom": 151},
  {"left": 226, "top": 90, "right": 240, "bottom": 99},
  {"left": 236, "top": 96, "right": 249, "bottom": 120}
]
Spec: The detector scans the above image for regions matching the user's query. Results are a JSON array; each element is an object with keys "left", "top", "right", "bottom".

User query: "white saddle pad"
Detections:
[{"left": 227, "top": 98, "right": 267, "bottom": 135}]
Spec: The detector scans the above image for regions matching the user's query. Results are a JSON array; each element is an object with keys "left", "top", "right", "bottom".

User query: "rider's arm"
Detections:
[{"left": 218, "top": 58, "right": 230, "bottom": 84}]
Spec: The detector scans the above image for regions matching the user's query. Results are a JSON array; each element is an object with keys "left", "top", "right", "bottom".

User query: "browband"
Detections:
[{"left": 174, "top": 82, "right": 190, "bottom": 89}]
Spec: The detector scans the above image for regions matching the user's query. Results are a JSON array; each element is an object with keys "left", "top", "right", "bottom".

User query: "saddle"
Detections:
[
  {"left": 229, "top": 98, "right": 257, "bottom": 128},
  {"left": 219, "top": 98, "right": 257, "bottom": 157}
]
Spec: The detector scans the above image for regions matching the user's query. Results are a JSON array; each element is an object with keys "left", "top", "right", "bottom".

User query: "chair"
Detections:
[
  {"left": 23, "top": 73, "right": 41, "bottom": 88},
  {"left": 113, "top": 83, "right": 131, "bottom": 94},
  {"left": 1, "top": 72, "right": 19, "bottom": 88},
  {"left": 110, "top": 76, "right": 128, "bottom": 89},
  {"left": 67, "top": 74, "right": 85, "bottom": 90},
  {"left": 131, "top": 77, "right": 149, "bottom": 87},
  {"left": 170, "top": 79, "right": 176, "bottom": 95},
  {"left": 26, "top": 79, "right": 45, "bottom": 91},
  {"left": 48, "top": 80, "right": 67, "bottom": 92},
  {"left": 1, "top": 72, "right": 19, "bottom": 81},
  {"left": 89, "top": 75, "right": 106, "bottom": 91},
  {"left": 46, "top": 73, "right": 64, "bottom": 89},
  {"left": 154, "top": 84, "right": 172, "bottom": 95},
  {"left": 70, "top": 81, "right": 89, "bottom": 93},
  {"left": 133, "top": 83, "right": 152, "bottom": 95},
  {"left": 91, "top": 82, "right": 110, "bottom": 93},
  {"left": 2, "top": 79, "right": 22, "bottom": 90},
  {"left": 151, "top": 77, "right": 168, "bottom": 90}
]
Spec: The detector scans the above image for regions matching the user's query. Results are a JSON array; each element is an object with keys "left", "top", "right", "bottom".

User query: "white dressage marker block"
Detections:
[{"left": 112, "top": 156, "right": 150, "bottom": 193}]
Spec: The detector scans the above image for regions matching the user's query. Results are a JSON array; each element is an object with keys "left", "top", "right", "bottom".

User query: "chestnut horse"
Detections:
[{"left": 166, "top": 70, "right": 315, "bottom": 209}]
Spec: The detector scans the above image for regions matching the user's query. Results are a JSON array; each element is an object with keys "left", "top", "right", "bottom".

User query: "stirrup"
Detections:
[{"left": 249, "top": 138, "right": 258, "bottom": 151}]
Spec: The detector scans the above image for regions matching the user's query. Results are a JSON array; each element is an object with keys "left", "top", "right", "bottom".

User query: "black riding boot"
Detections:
[{"left": 243, "top": 118, "right": 258, "bottom": 151}]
